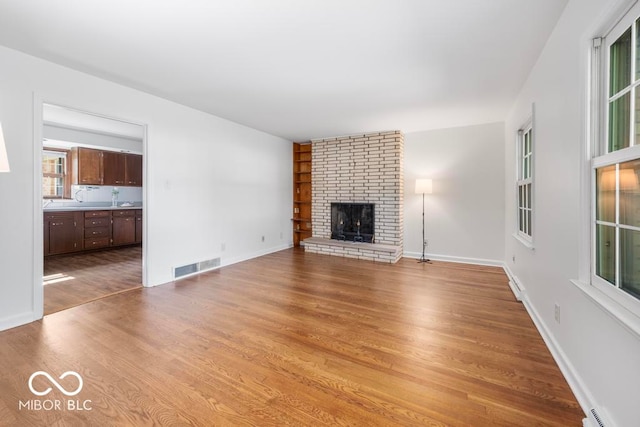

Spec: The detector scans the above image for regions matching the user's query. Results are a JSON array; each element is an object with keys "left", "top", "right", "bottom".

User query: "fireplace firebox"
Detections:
[{"left": 331, "top": 203, "right": 375, "bottom": 243}]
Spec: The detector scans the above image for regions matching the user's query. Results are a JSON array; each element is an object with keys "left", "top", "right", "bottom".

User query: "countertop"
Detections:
[{"left": 43, "top": 203, "right": 142, "bottom": 212}]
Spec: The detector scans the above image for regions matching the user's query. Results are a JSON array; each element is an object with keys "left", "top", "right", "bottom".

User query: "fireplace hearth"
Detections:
[{"left": 331, "top": 203, "right": 375, "bottom": 243}]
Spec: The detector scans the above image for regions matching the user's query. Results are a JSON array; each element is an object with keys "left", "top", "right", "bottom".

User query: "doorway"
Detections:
[{"left": 40, "top": 104, "right": 146, "bottom": 315}]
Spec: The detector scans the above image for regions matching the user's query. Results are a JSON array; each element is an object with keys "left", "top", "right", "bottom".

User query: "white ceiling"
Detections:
[{"left": 0, "top": 0, "right": 568, "bottom": 141}]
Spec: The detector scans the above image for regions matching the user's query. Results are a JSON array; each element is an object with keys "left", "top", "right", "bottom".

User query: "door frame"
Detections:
[{"left": 32, "top": 95, "right": 149, "bottom": 319}]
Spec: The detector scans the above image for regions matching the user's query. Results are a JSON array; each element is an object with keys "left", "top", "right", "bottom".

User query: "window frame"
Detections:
[
  {"left": 516, "top": 121, "right": 534, "bottom": 244},
  {"left": 590, "top": 1, "right": 640, "bottom": 318},
  {"left": 42, "top": 147, "right": 71, "bottom": 199}
]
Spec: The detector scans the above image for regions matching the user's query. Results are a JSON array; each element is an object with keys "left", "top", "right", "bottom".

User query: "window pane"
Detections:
[
  {"left": 636, "top": 18, "right": 640, "bottom": 81},
  {"left": 620, "top": 228, "right": 640, "bottom": 298},
  {"left": 42, "top": 177, "right": 63, "bottom": 197},
  {"left": 611, "top": 27, "right": 632, "bottom": 95},
  {"left": 596, "top": 165, "right": 616, "bottom": 222},
  {"left": 609, "top": 92, "right": 631, "bottom": 152},
  {"left": 620, "top": 159, "right": 640, "bottom": 227},
  {"left": 596, "top": 224, "right": 616, "bottom": 285},
  {"left": 526, "top": 183, "right": 531, "bottom": 209},
  {"left": 527, "top": 209, "right": 532, "bottom": 236}
]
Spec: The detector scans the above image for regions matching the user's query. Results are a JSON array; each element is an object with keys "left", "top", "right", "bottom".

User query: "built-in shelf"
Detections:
[{"left": 293, "top": 142, "right": 312, "bottom": 247}]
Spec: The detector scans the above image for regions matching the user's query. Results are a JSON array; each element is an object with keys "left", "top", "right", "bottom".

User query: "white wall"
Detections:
[
  {"left": 404, "top": 123, "right": 505, "bottom": 264},
  {"left": 43, "top": 123, "right": 143, "bottom": 154},
  {"left": 0, "top": 45, "right": 292, "bottom": 331},
  {"left": 504, "top": 0, "right": 640, "bottom": 425}
]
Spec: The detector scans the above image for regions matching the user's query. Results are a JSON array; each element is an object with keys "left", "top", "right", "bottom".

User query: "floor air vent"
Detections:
[
  {"left": 588, "top": 408, "right": 606, "bottom": 427},
  {"left": 173, "top": 257, "right": 221, "bottom": 279}
]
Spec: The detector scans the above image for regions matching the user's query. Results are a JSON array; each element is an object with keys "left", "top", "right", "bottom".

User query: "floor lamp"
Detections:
[{"left": 415, "top": 179, "right": 432, "bottom": 263}]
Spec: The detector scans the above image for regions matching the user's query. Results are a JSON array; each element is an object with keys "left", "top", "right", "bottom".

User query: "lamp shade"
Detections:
[
  {"left": 0, "top": 123, "right": 9, "bottom": 173},
  {"left": 415, "top": 178, "right": 432, "bottom": 194}
]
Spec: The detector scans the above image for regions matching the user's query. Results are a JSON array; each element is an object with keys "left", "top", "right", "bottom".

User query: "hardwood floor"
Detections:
[
  {"left": 1, "top": 249, "right": 583, "bottom": 426},
  {"left": 43, "top": 246, "right": 142, "bottom": 315}
]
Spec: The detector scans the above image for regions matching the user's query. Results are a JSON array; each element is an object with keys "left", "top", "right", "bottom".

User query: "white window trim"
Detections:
[
  {"left": 574, "top": 0, "right": 640, "bottom": 339},
  {"left": 513, "top": 110, "right": 535, "bottom": 249}
]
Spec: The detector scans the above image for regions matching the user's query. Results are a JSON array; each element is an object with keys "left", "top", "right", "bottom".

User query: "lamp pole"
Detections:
[
  {"left": 418, "top": 191, "right": 430, "bottom": 263},
  {"left": 415, "top": 178, "right": 432, "bottom": 264}
]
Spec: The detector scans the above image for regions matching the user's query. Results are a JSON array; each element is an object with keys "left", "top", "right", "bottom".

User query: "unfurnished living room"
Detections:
[{"left": 0, "top": 1, "right": 639, "bottom": 426}]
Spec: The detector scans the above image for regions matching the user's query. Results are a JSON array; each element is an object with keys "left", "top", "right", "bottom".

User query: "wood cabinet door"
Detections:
[
  {"left": 125, "top": 154, "right": 143, "bottom": 186},
  {"left": 112, "top": 216, "right": 136, "bottom": 246},
  {"left": 103, "top": 151, "right": 126, "bottom": 185},
  {"left": 77, "top": 148, "right": 103, "bottom": 185},
  {"left": 135, "top": 211, "right": 142, "bottom": 243},
  {"left": 45, "top": 212, "right": 83, "bottom": 255}
]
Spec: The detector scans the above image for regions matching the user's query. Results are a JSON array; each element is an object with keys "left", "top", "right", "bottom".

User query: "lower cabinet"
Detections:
[
  {"left": 44, "top": 211, "right": 83, "bottom": 256},
  {"left": 84, "top": 210, "right": 111, "bottom": 250},
  {"left": 112, "top": 210, "right": 136, "bottom": 246},
  {"left": 135, "top": 210, "right": 143, "bottom": 243},
  {"left": 44, "top": 209, "right": 143, "bottom": 256}
]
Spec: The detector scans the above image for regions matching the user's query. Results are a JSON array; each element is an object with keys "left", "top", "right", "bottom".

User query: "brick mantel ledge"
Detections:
[{"left": 303, "top": 237, "right": 402, "bottom": 264}]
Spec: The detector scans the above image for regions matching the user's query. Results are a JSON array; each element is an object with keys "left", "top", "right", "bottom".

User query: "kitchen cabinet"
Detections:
[
  {"left": 112, "top": 210, "right": 136, "bottom": 246},
  {"left": 125, "top": 154, "right": 143, "bottom": 186},
  {"left": 103, "top": 151, "right": 126, "bottom": 185},
  {"left": 72, "top": 148, "right": 142, "bottom": 187},
  {"left": 45, "top": 209, "right": 143, "bottom": 257},
  {"left": 84, "top": 211, "right": 111, "bottom": 249},
  {"left": 135, "top": 210, "right": 143, "bottom": 243},
  {"left": 71, "top": 147, "right": 103, "bottom": 185},
  {"left": 44, "top": 211, "right": 83, "bottom": 256},
  {"left": 103, "top": 152, "right": 143, "bottom": 186}
]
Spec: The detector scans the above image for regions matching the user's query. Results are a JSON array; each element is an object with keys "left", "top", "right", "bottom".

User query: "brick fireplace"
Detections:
[{"left": 304, "top": 130, "right": 404, "bottom": 263}]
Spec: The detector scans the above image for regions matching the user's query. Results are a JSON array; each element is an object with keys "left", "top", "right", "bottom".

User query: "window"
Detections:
[
  {"left": 42, "top": 149, "right": 70, "bottom": 199},
  {"left": 592, "top": 4, "right": 640, "bottom": 310},
  {"left": 516, "top": 121, "right": 533, "bottom": 244}
]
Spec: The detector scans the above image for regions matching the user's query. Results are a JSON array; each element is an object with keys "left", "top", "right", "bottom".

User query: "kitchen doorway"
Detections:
[{"left": 40, "top": 103, "right": 146, "bottom": 315}]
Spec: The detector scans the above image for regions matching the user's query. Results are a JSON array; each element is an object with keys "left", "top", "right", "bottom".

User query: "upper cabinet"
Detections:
[
  {"left": 103, "top": 151, "right": 125, "bottom": 185},
  {"left": 125, "top": 153, "right": 143, "bottom": 186},
  {"left": 72, "top": 147, "right": 142, "bottom": 187},
  {"left": 71, "top": 147, "right": 103, "bottom": 185}
]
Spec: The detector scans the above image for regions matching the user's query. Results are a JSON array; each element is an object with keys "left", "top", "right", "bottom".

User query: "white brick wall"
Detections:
[{"left": 310, "top": 131, "right": 404, "bottom": 261}]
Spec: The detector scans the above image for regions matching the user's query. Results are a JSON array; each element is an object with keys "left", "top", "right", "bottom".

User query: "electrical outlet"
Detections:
[
  {"left": 512, "top": 255, "right": 516, "bottom": 263},
  {"left": 554, "top": 304, "right": 560, "bottom": 324},
  {"left": 280, "top": 231, "right": 283, "bottom": 239},
  {"left": 261, "top": 236, "right": 265, "bottom": 242},
  {"left": 221, "top": 243, "right": 226, "bottom": 251}
]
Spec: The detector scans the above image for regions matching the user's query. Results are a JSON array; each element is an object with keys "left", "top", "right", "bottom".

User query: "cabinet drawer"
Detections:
[
  {"left": 84, "top": 227, "right": 110, "bottom": 238},
  {"left": 84, "top": 237, "right": 110, "bottom": 249},
  {"left": 112, "top": 210, "right": 135, "bottom": 217},
  {"left": 84, "top": 210, "right": 110, "bottom": 218},
  {"left": 85, "top": 217, "right": 110, "bottom": 228}
]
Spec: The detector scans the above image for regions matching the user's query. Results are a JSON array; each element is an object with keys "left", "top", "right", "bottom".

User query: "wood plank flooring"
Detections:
[
  {"left": 43, "top": 246, "right": 142, "bottom": 315},
  {"left": 1, "top": 248, "right": 583, "bottom": 426}
]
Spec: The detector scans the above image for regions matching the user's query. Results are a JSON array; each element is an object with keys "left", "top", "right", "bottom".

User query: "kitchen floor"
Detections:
[{"left": 44, "top": 245, "right": 142, "bottom": 315}]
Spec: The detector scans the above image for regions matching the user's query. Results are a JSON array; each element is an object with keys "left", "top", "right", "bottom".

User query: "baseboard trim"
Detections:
[
  {"left": 502, "top": 264, "right": 525, "bottom": 301},
  {"left": 147, "top": 244, "right": 295, "bottom": 288},
  {"left": 0, "top": 311, "right": 39, "bottom": 332},
  {"left": 519, "top": 292, "right": 595, "bottom": 425},
  {"left": 221, "top": 244, "right": 293, "bottom": 268},
  {"left": 403, "top": 251, "right": 503, "bottom": 267}
]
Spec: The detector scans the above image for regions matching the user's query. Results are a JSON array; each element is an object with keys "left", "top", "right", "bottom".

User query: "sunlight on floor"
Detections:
[{"left": 43, "top": 273, "right": 75, "bottom": 285}]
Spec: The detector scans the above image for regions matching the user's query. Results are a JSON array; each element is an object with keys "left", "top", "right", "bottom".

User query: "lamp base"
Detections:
[{"left": 417, "top": 257, "right": 431, "bottom": 264}]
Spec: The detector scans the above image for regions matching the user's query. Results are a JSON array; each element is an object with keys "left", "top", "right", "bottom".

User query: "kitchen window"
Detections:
[{"left": 42, "top": 148, "right": 71, "bottom": 199}]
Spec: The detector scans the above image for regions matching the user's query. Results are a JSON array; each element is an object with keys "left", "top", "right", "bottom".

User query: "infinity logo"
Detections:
[{"left": 28, "top": 371, "right": 83, "bottom": 397}]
